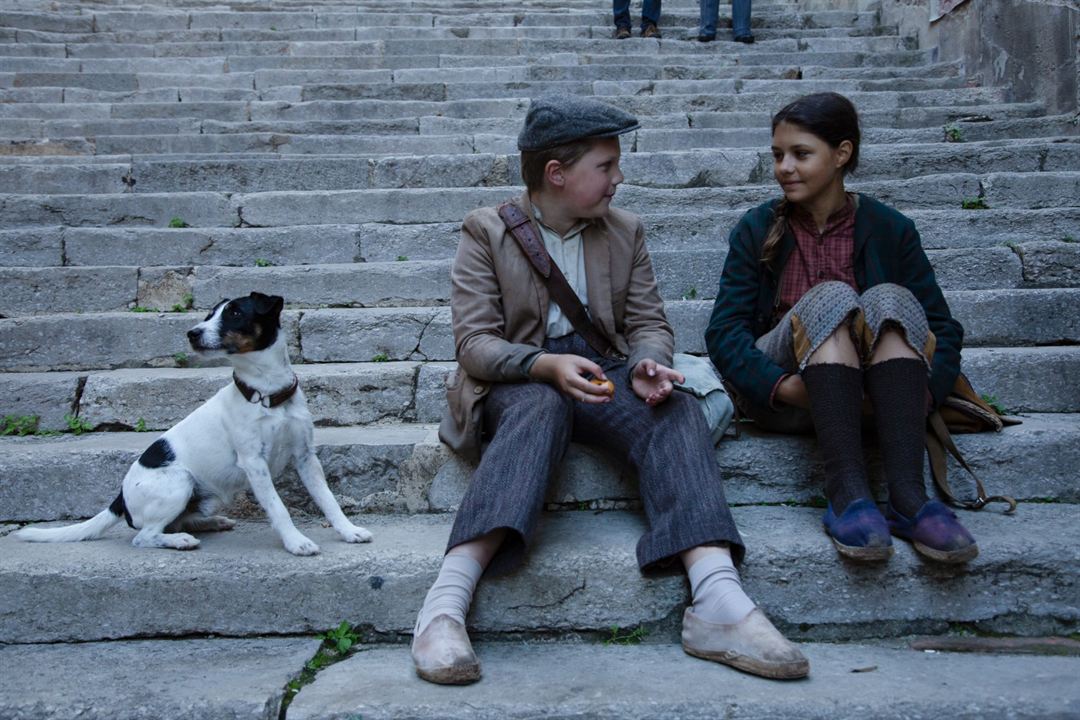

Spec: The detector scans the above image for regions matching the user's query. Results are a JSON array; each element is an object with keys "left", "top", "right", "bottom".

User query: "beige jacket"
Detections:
[{"left": 438, "top": 192, "right": 674, "bottom": 461}]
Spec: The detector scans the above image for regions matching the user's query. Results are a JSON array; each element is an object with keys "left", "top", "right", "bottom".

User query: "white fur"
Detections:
[{"left": 16, "top": 302, "right": 372, "bottom": 555}]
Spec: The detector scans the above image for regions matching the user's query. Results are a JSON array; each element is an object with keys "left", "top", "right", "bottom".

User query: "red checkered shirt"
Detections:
[{"left": 775, "top": 195, "right": 858, "bottom": 315}]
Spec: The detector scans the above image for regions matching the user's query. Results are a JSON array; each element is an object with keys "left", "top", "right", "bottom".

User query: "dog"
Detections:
[{"left": 16, "top": 291, "right": 372, "bottom": 555}]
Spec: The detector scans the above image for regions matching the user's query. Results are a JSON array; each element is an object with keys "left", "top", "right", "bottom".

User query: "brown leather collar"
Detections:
[{"left": 233, "top": 374, "right": 299, "bottom": 408}]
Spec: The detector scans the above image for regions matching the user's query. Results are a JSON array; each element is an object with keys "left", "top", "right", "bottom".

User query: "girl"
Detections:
[{"left": 706, "top": 92, "right": 977, "bottom": 565}]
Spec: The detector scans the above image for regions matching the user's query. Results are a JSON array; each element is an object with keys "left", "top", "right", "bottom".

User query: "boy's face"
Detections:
[{"left": 556, "top": 138, "right": 624, "bottom": 219}]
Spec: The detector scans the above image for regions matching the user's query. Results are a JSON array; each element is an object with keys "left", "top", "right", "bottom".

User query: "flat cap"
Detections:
[{"left": 517, "top": 93, "right": 640, "bottom": 151}]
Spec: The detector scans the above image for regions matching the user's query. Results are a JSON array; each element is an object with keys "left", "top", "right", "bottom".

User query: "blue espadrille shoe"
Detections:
[
  {"left": 887, "top": 500, "right": 978, "bottom": 564},
  {"left": 822, "top": 498, "right": 894, "bottom": 562}
]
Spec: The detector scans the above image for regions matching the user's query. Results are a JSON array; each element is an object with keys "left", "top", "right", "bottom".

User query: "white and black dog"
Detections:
[{"left": 16, "top": 292, "right": 372, "bottom": 555}]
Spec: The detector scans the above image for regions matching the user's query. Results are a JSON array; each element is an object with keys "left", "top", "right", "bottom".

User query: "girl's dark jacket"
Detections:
[{"left": 705, "top": 194, "right": 963, "bottom": 411}]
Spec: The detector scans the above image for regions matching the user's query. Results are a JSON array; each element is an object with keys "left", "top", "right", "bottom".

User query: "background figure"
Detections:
[
  {"left": 614, "top": 0, "right": 661, "bottom": 38},
  {"left": 699, "top": 0, "right": 753, "bottom": 43}
]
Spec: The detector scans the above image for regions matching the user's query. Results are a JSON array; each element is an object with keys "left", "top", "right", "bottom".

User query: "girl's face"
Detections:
[
  {"left": 771, "top": 121, "right": 852, "bottom": 206},
  {"left": 554, "top": 138, "right": 624, "bottom": 219}
]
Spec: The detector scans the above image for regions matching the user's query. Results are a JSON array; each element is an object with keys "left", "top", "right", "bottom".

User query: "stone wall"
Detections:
[{"left": 800, "top": 0, "right": 1079, "bottom": 114}]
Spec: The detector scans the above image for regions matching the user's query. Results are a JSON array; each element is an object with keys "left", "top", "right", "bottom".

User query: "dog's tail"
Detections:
[{"left": 14, "top": 492, "right": 126, "bottom": 543}]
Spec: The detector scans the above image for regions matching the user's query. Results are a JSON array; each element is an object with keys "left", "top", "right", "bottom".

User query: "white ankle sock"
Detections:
[
  {"left": 687, "top": 552, "right": 756, "bottom": 625},
  {"left": 415, "top": 554, "right": 484, "bottom": 636}
]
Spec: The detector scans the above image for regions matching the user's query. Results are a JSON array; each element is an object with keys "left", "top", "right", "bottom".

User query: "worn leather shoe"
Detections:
[
  {"left": 887, "top": 499, "right": 978, "bottom": 564},
  {"left": 823, "top": 498, "right": 894, "bottom": 562},
  {"left": 411, "top": 614, "right": 481, "bottom": 685},
  {"left": 682, "top": 607, "right": 809, "bottom": 680},
  {"left": 614, "top": 25, "right": 631, "bottom": 39},
  {"left": 641, "top": 22, "right": 661, "bottom": 39}
]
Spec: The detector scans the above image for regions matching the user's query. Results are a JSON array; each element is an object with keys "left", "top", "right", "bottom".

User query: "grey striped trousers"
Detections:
[{"left": 446, "top": 333, "right": 744, "bottom": 575}]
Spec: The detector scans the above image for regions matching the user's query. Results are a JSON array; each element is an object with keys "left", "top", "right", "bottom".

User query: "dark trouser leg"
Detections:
[
  {"left": 445, "top": 381, "right": 573, "bottom": 575},
  {"left": 570, "top": 354, "right": 744, "bottom": 569}
]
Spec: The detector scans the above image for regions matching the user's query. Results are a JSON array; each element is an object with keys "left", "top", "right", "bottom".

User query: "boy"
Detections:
[{"left": 412, "top": 94, "right": 808, "bottom": 684}]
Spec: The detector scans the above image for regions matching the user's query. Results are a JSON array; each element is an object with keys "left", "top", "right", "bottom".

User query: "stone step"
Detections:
[
  {"left": 0, "top": 637, "right": 322, "bottom": 720},
  {"left": 2, "top": 504, "right": 1077, "bottom": 643},
  {"left": 5, "top": 108, "right": 1069, "bottom": 147},
  {"left": 1, "top": 141, "right": 1076, "bottom": 192},
  {"left": 0, "top": 171, "right": 1075, "bottom": 228},
  {"left": 8, "top": 24, "right": 885, "bottom": 46},
  {"left": 0, "top": 242, "right": 1037, "bottom": 316},
  {"left": 291, "top": 641, "right": 1080, "bottom": 720},
  {"left": 0, "top": 81, "right": 1006, "bottom": 110},
  {"left": 0, "top": 55, "right": 954, "bottom": 78},
  {"left": 1, "top": 8, "right": 862, "bottom": 33},
  {"left": 5, "top": 288, "right": 1076, "bottom": 371},
  {"left": 4, "top": 209, "right": 1074, "bottom": 270},
  {"left": 2, "top": 346, "right": 1077, "bottom": 432},
  {"left": 1, "top": 413, "right": 1076, "bottom": 524},
  {"left": 0, "top": 96, "right": 1038, "bottom": 128},
  {"left": 0, "top": 56, "right": 960, "bottom": 82},
  {"left": 7, "top": 637, "right": 1077, "bottom": 720},
  {"left": 11, "top": 36, "right": 913, "bottom": 62}
]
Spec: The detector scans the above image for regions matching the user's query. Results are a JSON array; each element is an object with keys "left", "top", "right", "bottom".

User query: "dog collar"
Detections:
[{"left": 233, "top": 374, "right": 299, "bottom": 408}]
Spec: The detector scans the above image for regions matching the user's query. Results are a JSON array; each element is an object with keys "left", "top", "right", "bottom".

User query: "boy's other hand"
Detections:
[
  {"left": 632, "top": 359, "right": 684, "bottom": 406},
  {"left": 529, "top": 353, "right": 613, "bottom": 404}
]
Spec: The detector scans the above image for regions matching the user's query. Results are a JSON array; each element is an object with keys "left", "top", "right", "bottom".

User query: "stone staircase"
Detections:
[{"left": 1, "top": 0, "right": 1079, "bottom": 717}]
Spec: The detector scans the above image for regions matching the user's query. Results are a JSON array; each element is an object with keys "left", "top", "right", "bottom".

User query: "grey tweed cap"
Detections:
[{"left": 517, "top": 93, "right": 640, "bottom": 151}]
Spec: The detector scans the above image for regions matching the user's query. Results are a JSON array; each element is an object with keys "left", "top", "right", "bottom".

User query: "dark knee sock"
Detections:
[
  {"left": 802, "top": 363, "right": 871, "bottom": 514},
  {"left": 865, "top": 358, "right": 930, "bottom": 518}
]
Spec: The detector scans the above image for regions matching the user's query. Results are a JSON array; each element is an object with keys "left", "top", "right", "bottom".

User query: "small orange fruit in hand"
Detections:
[{"left": 589, "top": 378, "right": 615, "bottom": 396}]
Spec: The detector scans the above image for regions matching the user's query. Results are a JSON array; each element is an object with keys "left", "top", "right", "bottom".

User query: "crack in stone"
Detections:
[{"left": 508, "top": 579, "right": 587, "bottom": 610}]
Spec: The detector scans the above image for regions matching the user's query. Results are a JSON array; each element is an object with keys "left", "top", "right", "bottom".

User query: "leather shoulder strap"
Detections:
[
  {"left": 926, "top": 411, "right": 1017, "bottom": 513},
  {"left": 497, "top": 202, "right": 622, "bottom": 361}
]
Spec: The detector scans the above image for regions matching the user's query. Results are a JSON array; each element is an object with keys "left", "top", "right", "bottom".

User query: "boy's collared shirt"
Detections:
[{"left": 532, "top": 205, "right": 591, "bottom": 338}]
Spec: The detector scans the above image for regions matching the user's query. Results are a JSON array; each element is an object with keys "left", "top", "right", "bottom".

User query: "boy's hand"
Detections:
[
  {"left": 631, "top": 359, "right": 684, "bottom": 406},
  {"left": 529, "top": 353, "right": 613, "bottom": 404}
]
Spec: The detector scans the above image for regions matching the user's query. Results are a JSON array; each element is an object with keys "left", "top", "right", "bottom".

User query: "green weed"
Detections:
[
  {"left": 134, "top": 418, "right": 148, "bottom": 432},
  {"left": 254, "top": 258, "right": 273, "bottom": 267},
  {"left": 282, "top": 622, "right": 362, "bottom": 711},
  {"left": 396, "top": 255, "right": 409, "bottom": 261},
  {"left": 174, "top": 352, "right": 190, "bottom": 367},
  {"left": 170, "top": 293, "right": 194, "bottom": 313},
  {"left": 980, "top": 394, "right": 1007, "bottom": 414},
  {"left": 961, "top": 197, "right": 988, "bottom": 210},
  {"left": 943, "top": 124, "right": 963, "bottom": 143},
  {"left": 683, "top": 287, "right": 698, "bottom": 300},
  {"left": 64, "top": 414, "right": 93, "bottom": 435},
  {"left": 604, "top": 625, "right": 648, "bottom": 646},
  {"left": 371, "top": 353, "right": 390, "bottom": 362},
  {"left": 168, "top": 217, "right": 189, "bottom": 229},
  {"left": 130, "top": 306, "right": 156, "bottom": 313},
  {"left": 0, "top": 414, "right": 40, "bottom": 436},
  {"left": 1062, "top": 236, "right": 1077, "bottom": 243}
]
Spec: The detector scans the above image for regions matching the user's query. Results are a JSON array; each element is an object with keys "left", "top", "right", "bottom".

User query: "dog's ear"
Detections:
[{"left": 249, "top": 292, "right": 284, "bottom": 318}]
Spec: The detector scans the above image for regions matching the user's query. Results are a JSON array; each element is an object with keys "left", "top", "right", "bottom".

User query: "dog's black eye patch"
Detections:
[
  {"left": 138, "top": 438, "right": 175, "bottom": 469},
  {"left": 204, "top": 299, "right": 228, "bottom": 322}
]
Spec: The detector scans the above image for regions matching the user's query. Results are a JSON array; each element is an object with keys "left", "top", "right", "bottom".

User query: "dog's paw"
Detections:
[
  {"left": 284, "top": 534, "right": 321, "bottom": 556},
  {"left": 167, "top": 533, "right": 201, "bottom": 551},
  {"left": 339, "top": 525, "right": 373, "bottom": 544}
]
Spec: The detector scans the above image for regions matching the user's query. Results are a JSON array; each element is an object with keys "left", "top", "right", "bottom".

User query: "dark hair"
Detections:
[
  {"left": 520, "top": 137, "right": 600, "bottom": 192},
  {"left": 762, "top": 92, "right": 862, "bottom": 266}
]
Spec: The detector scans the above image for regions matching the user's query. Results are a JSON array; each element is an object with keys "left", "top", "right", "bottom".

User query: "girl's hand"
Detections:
[
  {"left": 632, "top": 359, "right": 685, "bottom": 406},
  {"left": 529, "top": 353, "right": 613, "bottom": 404}
]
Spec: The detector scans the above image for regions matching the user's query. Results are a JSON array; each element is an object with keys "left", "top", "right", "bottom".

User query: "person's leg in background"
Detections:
[{"left": 732, "top": 0, "right": 754, "bottom": 42}]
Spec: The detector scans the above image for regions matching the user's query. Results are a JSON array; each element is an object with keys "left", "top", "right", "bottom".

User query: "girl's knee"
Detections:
[
  {"left": 861, "top": 283, "right": 921, "bottom": 320},
  {"left": 798, "top": 280, "right": 860, "bottom": 314}
]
